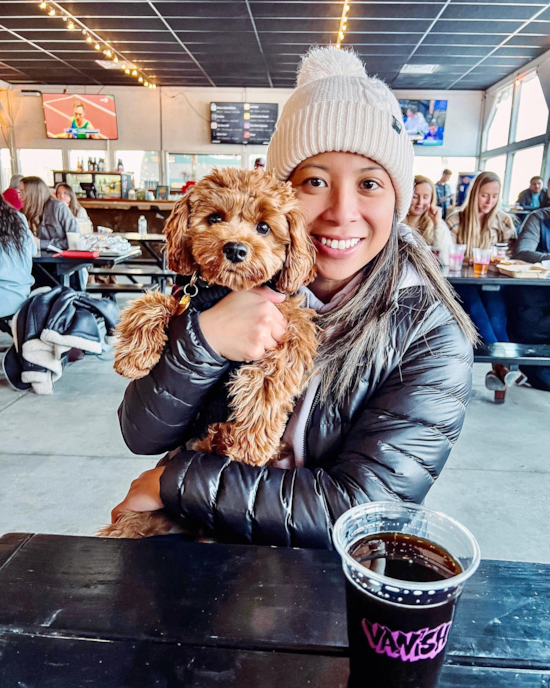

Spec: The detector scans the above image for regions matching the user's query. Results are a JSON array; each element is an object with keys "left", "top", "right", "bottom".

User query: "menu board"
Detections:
[{"left": 210, "top": 102, "right": 278, "bottom": 145}]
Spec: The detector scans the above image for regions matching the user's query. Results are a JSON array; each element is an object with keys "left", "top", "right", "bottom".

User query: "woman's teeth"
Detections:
[{"left": 318, "top": 237, "right": 361, "bottom": 250}]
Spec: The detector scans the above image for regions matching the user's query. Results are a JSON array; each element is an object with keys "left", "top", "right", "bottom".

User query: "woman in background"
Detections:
[
  {"left": 406, "top": 175, "right": 453, "bottom": 265},
  {"left": 20, "top": 176, "right": 77, "bottom": 251},
  {"left": 2, "top": 174, "right": 24, "bottom": 211},
  {"left": 55, "top": 183, "right": 89, "bottom": 221},
  {"left": 0, "top": 195, "right": 37, "bottom": 318},
  {"left": 446, "top": 172, "right": 518, "bottom": 400}
]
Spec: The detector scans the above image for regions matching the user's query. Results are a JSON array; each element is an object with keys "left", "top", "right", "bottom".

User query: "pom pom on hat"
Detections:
[{"left": 297, "top": 47, "right": 367, "bottom": 87}]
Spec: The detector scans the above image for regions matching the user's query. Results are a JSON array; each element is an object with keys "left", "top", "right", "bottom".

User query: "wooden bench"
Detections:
[{"left": 88, "top": 266, "right": 173, "bottom": 291}]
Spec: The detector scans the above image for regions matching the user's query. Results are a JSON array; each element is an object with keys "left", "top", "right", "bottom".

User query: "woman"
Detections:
[
  {"left": 447, "top": 172, "right": 518, "bottom": 399},
  {"left": 20, "top": 176, "right": 77, "bottom": 251},
  {"left": 0, "top": 195, "right": 37, "bottom": 318},
  {"left": 110, "top": 47, "right": 475, "bottom": 548},
  {"left": 2, "top": 174, "right": 24, "bottom": 211},
  {"left": 55, "top": 183, "right": 89, "bottom": 220},
  {"left": 406, "top": 175, "right": 453, "bottom": 265}
]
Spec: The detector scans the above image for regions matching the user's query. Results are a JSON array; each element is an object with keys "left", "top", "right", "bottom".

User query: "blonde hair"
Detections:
[
  {"left": 455, "top": 171, "right": 501, "bottom": 254},
  {"left": 21, "top": 176, "right": 52, "bottom": 235},
  {"left": 409, "top": 175, "right": 437, "bottom": 246}
]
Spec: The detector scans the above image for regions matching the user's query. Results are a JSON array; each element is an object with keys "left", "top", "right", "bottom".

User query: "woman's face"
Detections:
[
  {"left": 410, "top": 183, "right": 432, "bottom": 217},
  {"left": 478, "top": 181, "right": 500, "bottom": 215},
  {"left": 19, "top": 181, "right": 26, "bottom": 206},
  {"left": 289, "top": 151, "right": 396, "bottom": 284},
  {"left": 56, "top": 187, "right": 71, "bottom": 206}
]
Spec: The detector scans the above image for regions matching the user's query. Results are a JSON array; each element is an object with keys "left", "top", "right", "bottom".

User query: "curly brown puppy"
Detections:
[{"left": 98, "top": 168, "right": 319, "bottom": 538}]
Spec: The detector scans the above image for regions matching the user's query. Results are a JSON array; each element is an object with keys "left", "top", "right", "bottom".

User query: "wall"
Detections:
[{"left": 0, "top": 82, "right": 483, "bottom": 173}]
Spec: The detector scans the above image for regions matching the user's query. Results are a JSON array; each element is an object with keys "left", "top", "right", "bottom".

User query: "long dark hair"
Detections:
[
  {"left": 315, "top": 216, "right": 477, "bottom": 404},
  {"left": 55, "top": 183, "right": 82, "bottom": 217},
  {"left": 0, "top": 195, "right": 27, "bottom": 253}
]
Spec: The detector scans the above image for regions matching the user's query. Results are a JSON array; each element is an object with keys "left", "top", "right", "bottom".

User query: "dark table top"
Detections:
[
  {"left": 0, "top": 533, "right": 548, "bottom": 687},
  {"left": 33, "top": 247, "right": 142, "bottom": 267},
  {"left": 444, "top": 264, "right": 550, "bottom": 286}
]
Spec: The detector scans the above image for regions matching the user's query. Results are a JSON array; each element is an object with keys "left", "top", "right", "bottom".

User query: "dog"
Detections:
[{"left": 98, "top": 168, "right": 319, "bottom": 538}]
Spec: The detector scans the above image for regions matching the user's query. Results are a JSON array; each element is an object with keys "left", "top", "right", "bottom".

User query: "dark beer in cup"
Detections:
[{"left": 333, "top": 503, "right": 480, "bottom": 688}]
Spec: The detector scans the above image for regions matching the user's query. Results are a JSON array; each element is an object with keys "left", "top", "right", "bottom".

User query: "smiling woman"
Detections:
[{"left": 111, "top": 47, "right": 477, "bottom": 549}]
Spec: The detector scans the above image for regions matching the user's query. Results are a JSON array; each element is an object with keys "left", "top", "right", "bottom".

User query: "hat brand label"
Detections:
[{"left": 392, "top": 116, "right": 402, "bottom": 134}]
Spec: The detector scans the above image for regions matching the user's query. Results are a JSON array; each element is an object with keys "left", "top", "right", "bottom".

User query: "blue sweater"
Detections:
[{"left": 0, "top": 213, "right": 37, "bottom": 318}]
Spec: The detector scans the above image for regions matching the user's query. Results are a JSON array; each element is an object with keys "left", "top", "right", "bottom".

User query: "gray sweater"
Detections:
[
  {"left": 513, "top": 209, "right": 550, "bottom": 264},
  {"left": 37, "top": 197, "right": 78, "bottom": 251}
]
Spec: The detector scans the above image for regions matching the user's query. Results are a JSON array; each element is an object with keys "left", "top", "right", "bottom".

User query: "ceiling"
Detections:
[{"left": 1, "top": 0, "right": 550, "bottom": 91}]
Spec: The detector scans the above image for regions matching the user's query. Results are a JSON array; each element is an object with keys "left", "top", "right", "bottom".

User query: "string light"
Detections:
[
  {"left": 38, "top": 2, "right": 154, "bottom": 88},
  {"left": 335, "top": 0, "right": 352, "bottom": 49}
]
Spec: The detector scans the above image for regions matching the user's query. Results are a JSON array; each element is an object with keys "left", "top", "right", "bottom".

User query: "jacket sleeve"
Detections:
[
  {"left": 513, "top": 212, "right": 550, "bottom": 263},
  {"left": 57, "top": 202, "right": 78, "bottom": 236},
  {"left": 435, "top": 220, "right": 453, "bottom": 265},
  {"left": 159, "top": 314, "right": 473, "bottom": 549},
  {"left": 118, "top": 309, "right": 229, "bottom": 455}
]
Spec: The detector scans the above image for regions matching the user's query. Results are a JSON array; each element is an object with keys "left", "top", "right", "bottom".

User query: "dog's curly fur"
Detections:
[{"left": 98, "top": 168, "right": 319, "bottom": 539}]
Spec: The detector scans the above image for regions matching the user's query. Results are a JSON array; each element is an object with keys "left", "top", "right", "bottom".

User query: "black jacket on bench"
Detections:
[{"left": 118, "top": 284, "right": 473, "bottom": 549}]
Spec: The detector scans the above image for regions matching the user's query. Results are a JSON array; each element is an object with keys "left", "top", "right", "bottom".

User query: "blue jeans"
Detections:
[{"left": 454, "top": 285, "right": 509, "bottom": 346}]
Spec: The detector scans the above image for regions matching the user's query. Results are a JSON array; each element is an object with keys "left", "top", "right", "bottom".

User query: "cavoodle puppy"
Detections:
[{"left": 98, "top": 168, "right": 319, "bottom": 538}]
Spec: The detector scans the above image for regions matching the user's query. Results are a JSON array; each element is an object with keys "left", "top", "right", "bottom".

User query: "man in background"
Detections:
[
  {"left": 435, "top": 169, "right": 454, "bottom": 220},
  {"left": 2, "top": 174, "right": 23, "bottom": 211},
  {"left": 516, "top": 176, "right": 547, "bottom": 210},
  {"left": 404, "top": 105, "right": 429, "bottom": 137}
]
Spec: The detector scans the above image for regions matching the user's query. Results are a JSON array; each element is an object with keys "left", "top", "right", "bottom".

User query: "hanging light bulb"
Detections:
[
  {"left": 144, "top": 80, "right": 149, "bottom": 87},
  {"left": 344, "top": 3, "right": 350, "bottom": 11},
  {"left": 62, "top": 15, "right": 67, "bottom": 21},
  {"left": 138, "top": 76, "right": 143, "bottom": 83},
  {"left": 113, "top": 56, "right": 119, "bottom": 63},
  {"left": 94, "top": 43, "right": 101, "bottom": 51},
  {"left": 339, "top": 31, "right": 345, "bottom": 40},
  {"left": 39, "top": 2, "right": 47, "bottom": 8},
  {"left": 86, "top": 35, "right": 93, "bottom": 43},
  {"left": 48, "top": 8, "right": 55, "bottom": 15},
  {"left": 131, "top": 69, "right": 137, "bottom": 76},
  {"left": 152, "top": 84, "right": 157, "bottom": 89},
  {"left": 68, "top": 21, "right": 75, "bottom": 30},
  {"left": 124, "top": 68, "right": 131, "bottom": 74}
]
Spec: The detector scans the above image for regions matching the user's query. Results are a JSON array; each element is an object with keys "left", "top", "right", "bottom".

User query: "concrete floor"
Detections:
[{"left": 1, "top": 329, "right": 549, "bottom": 563}]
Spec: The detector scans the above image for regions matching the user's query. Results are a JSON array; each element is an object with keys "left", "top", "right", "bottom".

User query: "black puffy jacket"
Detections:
[{"left": 119, "top": 282, "right": 473, "bottom": 549}]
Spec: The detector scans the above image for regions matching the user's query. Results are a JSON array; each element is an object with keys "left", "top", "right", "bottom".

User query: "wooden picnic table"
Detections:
[{"left": 0, "top": 533, "right": 547, "bottom": 686}]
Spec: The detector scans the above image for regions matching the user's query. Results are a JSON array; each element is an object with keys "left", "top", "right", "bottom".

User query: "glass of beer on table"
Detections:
[
  {"left": 472, "top": 248, "right": 492, "bottom": 276},
  {"left": 334, "top": 502, "right": 480, "bottom": 688}
]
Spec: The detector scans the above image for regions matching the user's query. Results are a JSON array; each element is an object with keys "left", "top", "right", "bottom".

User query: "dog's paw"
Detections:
[{"left": 96, "top": 510, "right": 182, "bottom": 539}]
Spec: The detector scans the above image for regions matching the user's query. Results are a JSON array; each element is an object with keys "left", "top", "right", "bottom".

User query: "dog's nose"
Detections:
[{"left": 223, "top": 242, "right": 248, "bottom": 263}]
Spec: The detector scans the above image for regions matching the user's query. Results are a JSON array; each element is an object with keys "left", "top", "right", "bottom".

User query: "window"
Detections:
[
  {"left": 486, "top": 85, "right": 513, "bottom": 151},
  {"left": 483, "top": 155, "right": 507, "bottom": 185},
  {"left": 507, "top": 145, "right": 544, "bottom": 206},
  {"left": 0, "top": 149, "right": 12, "bottom": 190},
  {"left": 412, "top": 156, "right": 478, "bottom": 194},
  {"left": 115, "top": 150, "right": 160, "bottom": 189},
  {"left": 515, "top": 73, "right": 549, "bottom": 143},
  {"left": 18, "top": 149, "right": 63, "bottom": 186},
  {"left": 168, "top": 153, "right": 241, "bottom": 190}
]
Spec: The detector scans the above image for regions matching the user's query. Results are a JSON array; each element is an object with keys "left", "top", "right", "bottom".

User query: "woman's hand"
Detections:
[
  {"left": 111, "top": 466, "right": 165, "bottom": 524},
  {"left": 428, "top": 205, "right": 442, "bottom": 225},
  {"left": 199, "top": 286, "right": 288, "bottom": 361}
]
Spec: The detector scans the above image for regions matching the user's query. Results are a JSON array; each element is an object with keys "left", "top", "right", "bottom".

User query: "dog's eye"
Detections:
[
  {"left": 256, "top": 222, "right": 271, "bottom": 236},
  {"left": 208, "top": 213, "right": 223, "bottom": 225}
]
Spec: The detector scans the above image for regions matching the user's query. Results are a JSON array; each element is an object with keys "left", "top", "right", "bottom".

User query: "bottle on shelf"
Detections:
[
  {"left": 98, "top": 158, "right": 104, "bottom": 172},
  {"left": 138, "top": 215, "right": 148, "bottom": 236},
  {"left": 117, "top": 158, "right": 124, "bottom": 172},
  {"left": 87, "top": 157, "right": 93, "bottom": 172}
]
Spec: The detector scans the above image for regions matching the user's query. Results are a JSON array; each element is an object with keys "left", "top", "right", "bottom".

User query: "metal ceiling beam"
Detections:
[{"left": 245, "top": 0, "right": 273, "bottom": 88}]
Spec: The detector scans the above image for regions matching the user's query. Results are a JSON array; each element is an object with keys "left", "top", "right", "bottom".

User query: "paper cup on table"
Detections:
[{"left": 66, "top": 232, "right": 87, "bottom": 250}]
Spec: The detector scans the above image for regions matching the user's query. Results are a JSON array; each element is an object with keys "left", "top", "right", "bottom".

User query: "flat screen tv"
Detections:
[
  {"left": 42, "top": 94, "right": 118, "bottom": 140},
  {"left": 398, "top": 99, "right": 448, "bottom": 146}
]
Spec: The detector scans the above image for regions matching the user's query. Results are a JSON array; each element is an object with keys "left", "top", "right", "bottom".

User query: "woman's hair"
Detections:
[
  {"left": 0, "top": 194, "right": 27, "bottom": 253},
  {"left": 20, "top": 176, "right": 52, "bottom": 234},
  {"left": 410, "top": 175, "right": 438, "bottom": 246},
  {"left": 454, "top": 171, "right": 501, "bottom": 253},
  {"left": 55, "top": 183, "right": 82, "bottom": 217},
  {"left": 315, "top": 217, "right": 477, "bottom": 403}
]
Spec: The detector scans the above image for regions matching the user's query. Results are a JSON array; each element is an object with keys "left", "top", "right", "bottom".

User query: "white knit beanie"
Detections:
[{"left": 267, "top": 47, "right": 415, "bottom": 222}]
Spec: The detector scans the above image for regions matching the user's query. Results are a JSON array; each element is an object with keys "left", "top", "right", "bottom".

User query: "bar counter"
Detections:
[{"left": 80, "top": 198, "right": 175, "bottom": 233}]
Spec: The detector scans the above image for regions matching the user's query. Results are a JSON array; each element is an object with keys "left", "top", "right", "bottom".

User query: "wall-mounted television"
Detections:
[
  {"left": 210, "top": 102, "right": 278, "bottom": 145},
  {"left": 398, "top": 99, "right": 448, "bottom": 146},
  {"left": 42, "top": 94, "right": 118, "bottom": 140}
]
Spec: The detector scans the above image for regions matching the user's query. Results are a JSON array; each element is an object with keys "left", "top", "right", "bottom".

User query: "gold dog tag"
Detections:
[{"left": 176, "top": 294, "right": 191, "bottom": 316}]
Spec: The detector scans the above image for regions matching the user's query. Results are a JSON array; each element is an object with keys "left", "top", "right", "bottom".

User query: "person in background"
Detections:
[
  {"left": 507, "top": 208, "right": 550, "bottom": 392},
  {"left": 435, "top": 168, "right": 454, "bottom": 220},
  {"left": 253, "top": 158, "right": 266, "bottom": 170},
  {"left": 55, "top": 183, "right": 89, "bottom": 220},
  {"left": 516, "top": 176, "right": 547, "bottom": 210},
  {"left": 406, "top": 175, "right": 453, "bottom": 265},
  {"left": 423, "top": 121, "right": 444, "bottom": 143},
  {"left": 2, "top": 174, "right": 24, "bottom": 212},
  {"left": 0, "top": 195, "right": 37, "bottom": 318},
  {"left": 447, "top": 171, "right": 518, "bottom": 400},
  {"left": 404, "top": 105, "right": 429, "bottom": 136},
  {"left": 20, "top": 176, "right": 77, "bottom": 251}
]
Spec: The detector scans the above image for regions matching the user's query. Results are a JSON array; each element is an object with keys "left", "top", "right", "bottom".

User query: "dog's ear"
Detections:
[
  {"left": 164, "top": 192, "right": 196, "bottom": 275},
  {"left": 276, "top": 203, "right": 317, "bottom": 294}
]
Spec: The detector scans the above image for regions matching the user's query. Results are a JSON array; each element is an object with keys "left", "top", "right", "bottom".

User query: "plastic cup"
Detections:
[
  {"left": 472, "top": 248, "right": 492, "bottom": 276},
  {"left": 334, "top": 502, "right": 480, "bottom": 688},
  {"left": 448, "top": 244, "right": 467, "bottom": 272}
]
